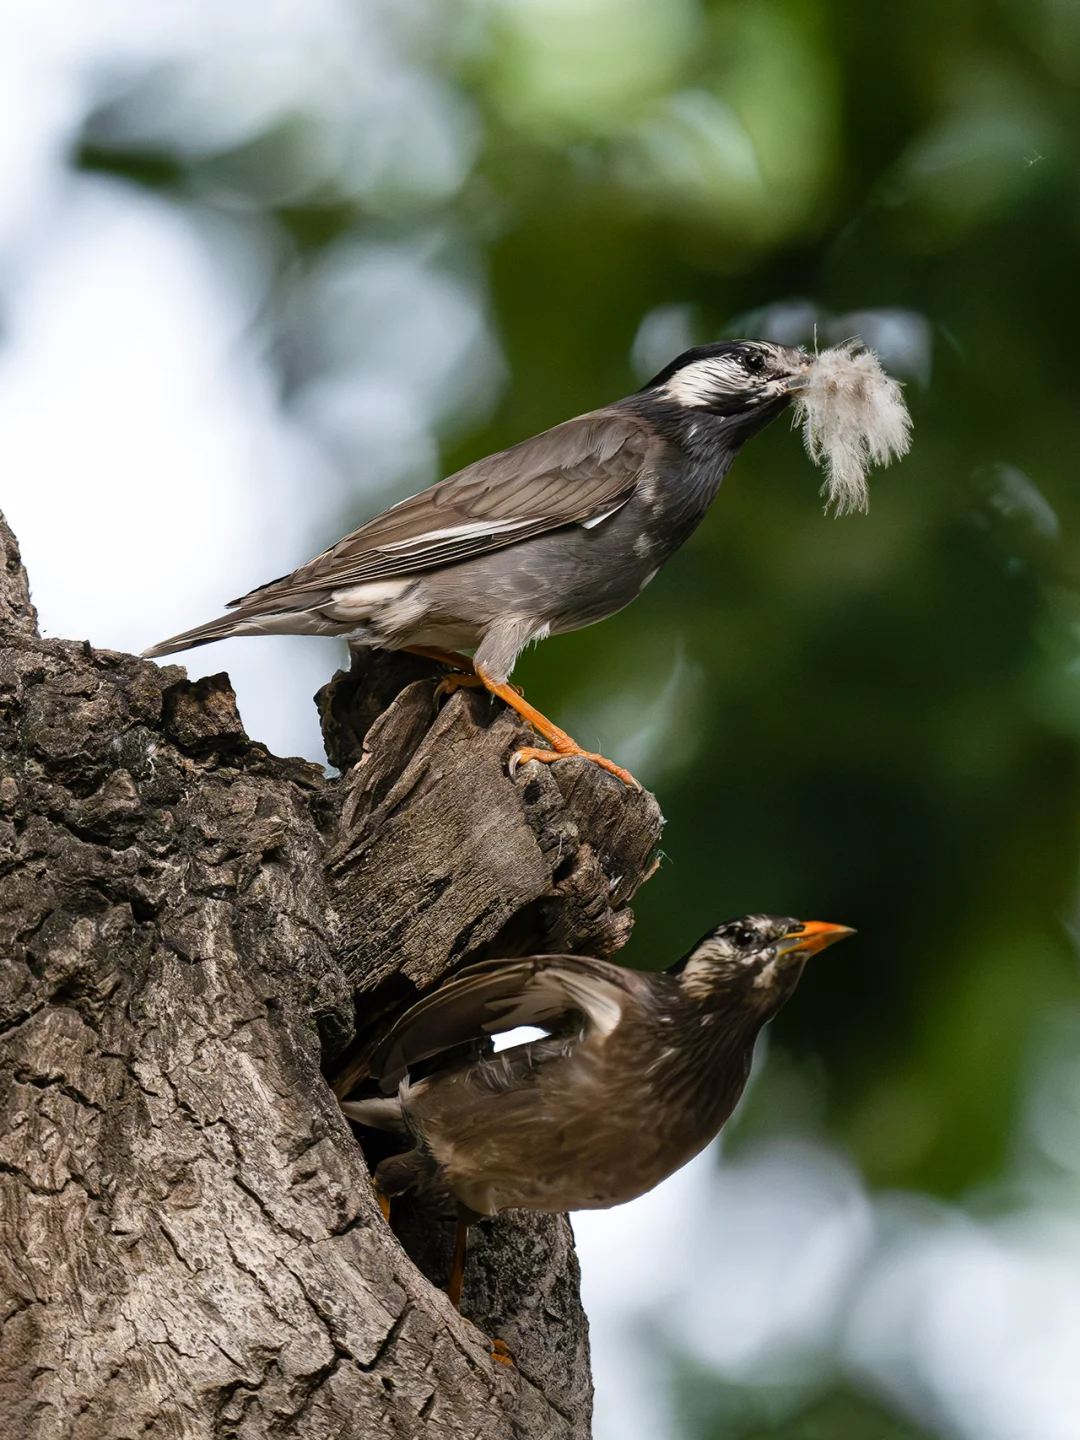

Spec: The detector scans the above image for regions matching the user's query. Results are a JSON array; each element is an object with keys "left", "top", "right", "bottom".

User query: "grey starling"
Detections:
[
  {"left": 143, "top": 340, "right": 908, "bottom": 787},
  {"left": 342, "top": 914, "right": 853, "bottom": 1309}
]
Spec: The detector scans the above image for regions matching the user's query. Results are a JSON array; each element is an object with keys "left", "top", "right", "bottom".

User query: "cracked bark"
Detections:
[{"left": 0, "top": 511, "right": 664, "bottom": 1440}]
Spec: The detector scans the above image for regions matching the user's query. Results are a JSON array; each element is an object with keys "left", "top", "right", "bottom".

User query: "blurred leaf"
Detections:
[{"left": 672, "top": 1362, "right": 935, "bottom": 1440}]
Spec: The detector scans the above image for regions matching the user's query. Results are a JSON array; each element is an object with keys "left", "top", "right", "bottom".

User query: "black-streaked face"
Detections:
[
  {"left": 644, "top": 341, "right": 810, "bottom": 422},
  {"left": 673, "top": 913, "right": 854, "bottom": 1005}
]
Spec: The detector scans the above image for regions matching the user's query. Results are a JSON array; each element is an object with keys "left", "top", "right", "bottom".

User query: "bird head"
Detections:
[
  {"left": 640, "top": 340, "right": 811, "bottom": 438},
  {"left": 669, "top": 913, "right": 854, "bottom": 1007}
]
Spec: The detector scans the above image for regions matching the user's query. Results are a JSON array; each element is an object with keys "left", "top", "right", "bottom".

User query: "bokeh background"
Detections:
[{"left": 4, "top": 2, "right": 1080, "bottom": 1436}]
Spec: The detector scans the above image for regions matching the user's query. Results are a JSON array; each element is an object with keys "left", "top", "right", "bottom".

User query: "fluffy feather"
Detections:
[{"left": 793, "top": 342, "right": 912, "bottom": 514}]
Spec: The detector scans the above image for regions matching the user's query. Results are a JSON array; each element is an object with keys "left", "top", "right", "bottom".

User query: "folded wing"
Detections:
[
  {"left": 372, "top": 953, "right": 646, "bottom": 1093},
  {"left": 229, "top": 409, "right": 654, "bottom": 614}
]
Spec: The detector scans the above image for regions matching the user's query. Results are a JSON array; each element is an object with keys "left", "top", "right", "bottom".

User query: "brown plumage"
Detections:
[{"left": 342, "top": 915, "right": 853, "bottom": 1221}]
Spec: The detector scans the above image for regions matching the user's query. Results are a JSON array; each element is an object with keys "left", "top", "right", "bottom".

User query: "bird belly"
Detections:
[
  {"left": 438, "top": 1121, "right": 707, "bottom": 1215},
  {"left": 326, "top": 471, "right": 717, "bottom": 667},
  {"left": 411, "top": 514, "right": 666, "bottom": 646},
  {"left": 501, "top": 480, "right": 713, "bottom": 638},
  {"left": 412, "top": 1066, "right": 715, "bottom": 1216}
]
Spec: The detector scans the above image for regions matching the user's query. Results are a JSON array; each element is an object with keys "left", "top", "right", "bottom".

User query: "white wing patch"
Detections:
[
  {"left": 373, "top": 519, "right": 534, "bottom": 551},
  {"left": 581, "top": 496, "right": 632, "bottom": 530},
  {"left": 479, "top": 965, "right": 626, "bottom": 1039},
  {"left": 373, "top": 499, "right": 631, "bottom": 552}
]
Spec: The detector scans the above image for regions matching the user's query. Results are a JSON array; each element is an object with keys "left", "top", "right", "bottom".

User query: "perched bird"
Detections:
[
  {"left": 342, "top": 913, "right": 853, "bottom": 1309},
  {"left": 144, "top": 340, "right": 908, "bottom": 787}
]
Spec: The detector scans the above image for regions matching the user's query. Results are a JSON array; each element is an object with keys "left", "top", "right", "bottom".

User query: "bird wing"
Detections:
[
  {"left": 228, "top": 408, "right": 655, "bottom": 614},
  {"left": 371, "top": 954, "right": 649, "bottom": 1093}
]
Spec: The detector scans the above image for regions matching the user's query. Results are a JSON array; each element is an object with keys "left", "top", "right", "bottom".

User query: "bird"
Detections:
[
  {"left": 341, "top": 913, "right": 853, "bottom": 1312},
  {"left": 143, "top": 340, "right": 814, "bottom": 787}
]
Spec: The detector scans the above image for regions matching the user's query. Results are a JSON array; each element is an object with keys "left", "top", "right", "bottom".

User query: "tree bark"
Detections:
[{"left": 0, "top": 511, "right": 663, "bottom": 1439}]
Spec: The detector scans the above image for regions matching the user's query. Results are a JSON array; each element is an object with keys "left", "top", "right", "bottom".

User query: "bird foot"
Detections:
[
  {"left": 460, "top": 1317, "right": 514, "bottom": 1367},
  {"left": 510, "top": 744, "right": 640, "bottom": 790},
  {"left": 435, "top": 674, "right": 523, "bottom": 708},
  {"left": 434, "top": 673, "right": 486, "bottom": 708}
]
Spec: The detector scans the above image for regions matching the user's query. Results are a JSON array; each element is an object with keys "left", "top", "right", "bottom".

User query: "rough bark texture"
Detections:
[{"left": 0, "top": 511, "right": 664, "bottom": 1440}]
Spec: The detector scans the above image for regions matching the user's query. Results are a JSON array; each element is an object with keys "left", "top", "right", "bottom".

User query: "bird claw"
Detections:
[
  {"left": 510, "top": 745, "right": 640, "bottom": 790},
  {"left": 433, "top": 673, "right": 485, "bottom": 711},
  {"left": 461, "top": 1316, "right": 514, "bottom": 1367},
  {"left": 434, "top": 675, "right": 523, "bottom": 713}
]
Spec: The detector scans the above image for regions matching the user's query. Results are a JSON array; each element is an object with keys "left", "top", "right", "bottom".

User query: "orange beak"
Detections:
[{"left": 777, "top": 920, "right": 856, "bottom": 957}]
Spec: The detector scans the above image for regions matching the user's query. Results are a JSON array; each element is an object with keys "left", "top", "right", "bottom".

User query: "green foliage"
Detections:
[{"left": 675, "top": 1371, "right": 933, "bottom": 1440}]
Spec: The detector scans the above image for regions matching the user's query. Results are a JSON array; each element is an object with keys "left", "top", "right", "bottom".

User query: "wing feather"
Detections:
[
  {"left": 371, "top": 954, "right": 646, "bottom": 1093},
  {"left": 227, "top": 409, "right": 653, "bottom": 615}
]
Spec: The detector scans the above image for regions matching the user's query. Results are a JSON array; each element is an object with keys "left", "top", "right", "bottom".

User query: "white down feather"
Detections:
[{"left": 793, "top": 342, "right": 912, "bottom": 514}]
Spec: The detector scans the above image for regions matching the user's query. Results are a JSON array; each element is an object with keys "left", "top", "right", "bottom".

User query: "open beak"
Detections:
[
  {"left": 776, "top": 920, "right": 856, "bottom": 957},
  {"left": 774, "top": 347, "right": 813, "bottom": 394}
]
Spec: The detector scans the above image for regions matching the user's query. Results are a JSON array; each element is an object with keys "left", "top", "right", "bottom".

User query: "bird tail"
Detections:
[
  {"left": 375, "top": 1148, "right": 437, "bottom": 1197},
  {"left": 340, "top": 1097, "right": 408, "bottom": 1134},
  {"left": 141, "top": 613, "right": 249, "bottom": 659}
]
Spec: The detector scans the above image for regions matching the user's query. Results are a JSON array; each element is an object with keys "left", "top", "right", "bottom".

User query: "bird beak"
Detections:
[
  {"left": 776, "top": 920, "right": 856, "bottom": 957},
  {"left": 781, "top": 354, "right": 815, "bottom": 393}
]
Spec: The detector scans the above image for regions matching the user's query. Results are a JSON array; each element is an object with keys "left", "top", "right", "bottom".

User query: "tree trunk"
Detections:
[{"left": 0, "top": 511, "right": 663, "bottom": 1439}]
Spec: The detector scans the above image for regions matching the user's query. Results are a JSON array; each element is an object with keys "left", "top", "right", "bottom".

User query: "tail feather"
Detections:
[
  {"left": 375, "top": 1148, "right": 437, "bottom": 1197},
  {"left": 141, "top": 614, "right": 248, "bottom": 659},
  {"left": 340, "top": 1097, "right": 408, "bottom": 1134}
]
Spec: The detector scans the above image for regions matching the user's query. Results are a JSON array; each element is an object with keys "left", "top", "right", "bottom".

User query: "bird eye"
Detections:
[
  {"left": 731, "top": 925, "right": 757, "bottom": 948},
  {"left": 741, "top": 352, "right": 766, "bottom": 375}
]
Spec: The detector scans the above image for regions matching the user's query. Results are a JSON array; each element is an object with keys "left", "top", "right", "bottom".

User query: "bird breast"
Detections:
[{"left": 402, "top": 1016, "right": 748, "bottom": 1216}]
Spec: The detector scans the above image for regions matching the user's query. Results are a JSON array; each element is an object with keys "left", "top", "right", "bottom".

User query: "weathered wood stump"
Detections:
[{"left": 0, "top": 511, "right": 663, "bottom": 1439}]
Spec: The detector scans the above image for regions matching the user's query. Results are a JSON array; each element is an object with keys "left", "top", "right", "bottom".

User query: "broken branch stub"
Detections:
[{"left": 318, "top": 652, "right": 663, "bottom": 1091}]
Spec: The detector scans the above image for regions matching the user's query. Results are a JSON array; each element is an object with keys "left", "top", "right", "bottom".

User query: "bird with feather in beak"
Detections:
[{"left": 144, "top": 341, "right": 909, "bottom": 788}]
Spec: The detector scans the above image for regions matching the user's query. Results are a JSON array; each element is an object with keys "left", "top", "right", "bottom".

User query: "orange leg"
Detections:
[
  {"left": 374, "top": 1178, "right": 391, "bottom": 1224},
  {"left": 425, "top": 666, "right": 522, "bottom": 705},
  {"left": 449, "top": 1218, "right": 514, "bottom": 1367},
  {"left": 474, "top": 663, "right": 640, "bottom": 790},
  {"left": 434, "top": 673, "right": 486, "bottom": 704},
  {"left": 447, "top": 1216, "right": 469, "bottom": 1311}
]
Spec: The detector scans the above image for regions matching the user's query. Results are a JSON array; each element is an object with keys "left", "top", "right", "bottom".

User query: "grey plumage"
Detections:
[
  {"left": 142, "top": 339, "right": 906, "bottom": 785},
  {"left": 344, "top": 916, "right": 853, "bottom": 1217},
  {"left": 142, "top": 341, "right": 808, "bottom": 683}
]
